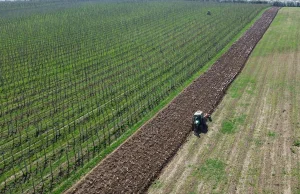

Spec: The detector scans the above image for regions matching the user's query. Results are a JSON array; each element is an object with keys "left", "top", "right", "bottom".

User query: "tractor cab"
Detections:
[{"left": 193, "top": 110, "right": 204, "bottom": 125}]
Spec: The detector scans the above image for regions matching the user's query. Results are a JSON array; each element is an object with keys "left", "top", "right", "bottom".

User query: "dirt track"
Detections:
[{"left": 66, "top": 7, "right": 280, "bottom": 194}]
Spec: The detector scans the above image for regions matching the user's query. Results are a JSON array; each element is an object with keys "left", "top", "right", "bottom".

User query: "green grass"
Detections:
[
  {"left": 267, "top": 131, "right": 277, "bottom": 138},
  {"left": 221, "top": 120, "right": 235, "bottom": 134},
  {"left": 293, "top": 139, "right": 300, "bottom": 147},
  {"left": 221, "top": 114, "right": 246, "bottom": 134},
  {"left": 193, "top": 159, "right": 227, "bottom": 183},
  {"left": 254, "top": 138, "right": 263, "bottom": 147},
  {"left": 251, "top": 8, "right": 300, "bottom": 57},
  {"left": 150, "top": 180, "right": 164, "bottom": 189},
  {"left": 229, "top": 76, "right": 256, "bottom": 98}
]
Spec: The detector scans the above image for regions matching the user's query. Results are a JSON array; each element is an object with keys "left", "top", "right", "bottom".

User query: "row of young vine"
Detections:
[{"left": 0, "top": 1, "right": 268, "bottom": 193}]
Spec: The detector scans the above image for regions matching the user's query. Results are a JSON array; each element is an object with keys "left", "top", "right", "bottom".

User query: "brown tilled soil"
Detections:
[{"left": 66, "top": 7, "right": 280, "bottom": 194}]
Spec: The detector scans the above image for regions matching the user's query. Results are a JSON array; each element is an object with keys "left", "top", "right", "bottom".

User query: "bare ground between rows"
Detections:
[{"left": 66, "top": 7, "right": 280, "bottom": 194}]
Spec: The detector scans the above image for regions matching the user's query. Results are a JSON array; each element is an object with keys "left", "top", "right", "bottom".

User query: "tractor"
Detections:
[{"left": 192, "top": 110, "right": 212, "bottom": 137}]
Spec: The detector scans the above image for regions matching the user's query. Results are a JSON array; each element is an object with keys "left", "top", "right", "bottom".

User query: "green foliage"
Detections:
[
  {"left": 293, "top": 139, "right": 300, "bottom": 147},
  {"left": 267, "top": 131, "right": 276, "bottom": 138},
  {"left": 252, "top": 8, "right": 300, "bottom": 57}
]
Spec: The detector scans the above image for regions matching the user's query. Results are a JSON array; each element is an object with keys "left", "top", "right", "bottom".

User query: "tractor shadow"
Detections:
[
  {"left": 201, "top": 124, "right": 208, "bottom": 134},
  {"left": 193, "top": 124, "right": 208, "bottom": 138}
]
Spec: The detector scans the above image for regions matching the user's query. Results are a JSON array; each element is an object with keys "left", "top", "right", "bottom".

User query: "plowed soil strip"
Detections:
[{"left": 66, "top": 7, "right": 279, "bottom": 194}]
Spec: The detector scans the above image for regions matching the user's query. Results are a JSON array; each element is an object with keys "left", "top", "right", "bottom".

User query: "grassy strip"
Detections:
[{"left": 54, "top": 7, "right": 270, "bottom": 194}]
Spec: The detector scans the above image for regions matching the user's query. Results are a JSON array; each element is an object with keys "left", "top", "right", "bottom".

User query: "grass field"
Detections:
[
  {"left": 148, "top": 7, "right": 300, "bottom": 194},
  {"left": 0, "top": 1, "right": 268, "bottom": 193}
]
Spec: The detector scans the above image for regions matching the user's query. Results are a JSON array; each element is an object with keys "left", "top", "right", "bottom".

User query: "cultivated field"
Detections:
[
  {"left": 0, "top": 1, "right": 268, "bottom": 193},
  {"left": 148, "top": 7, "right": 300, "bottom": 194},
  {"left": 67, "top": 7, "right": 279, "bottom": 194}
]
